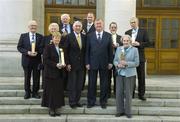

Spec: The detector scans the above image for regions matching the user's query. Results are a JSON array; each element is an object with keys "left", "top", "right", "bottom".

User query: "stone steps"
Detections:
[
  {"left": 0, "top": 97, "right": 180, "bottom": 107},
  {"left": 0, "top": 105, "right": 180, "bottom": 116},
  {"left": 0, "top": 82, "right": 180, "bottom": 91},
  {"left": 0, "top": 114, "right": 180, "bottom": 122},
  {"left": 0, "top": 89, "right": 179, "bottom": 99}
]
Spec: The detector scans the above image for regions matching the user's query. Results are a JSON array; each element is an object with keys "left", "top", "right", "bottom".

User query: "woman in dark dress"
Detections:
[{"left": 41, "top": 31, "right": 66, "bottom": 117}]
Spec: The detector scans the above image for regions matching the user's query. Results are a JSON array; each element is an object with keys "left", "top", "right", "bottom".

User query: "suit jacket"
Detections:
[
  {"left": 82, "top": 20, "right": 95, "bottom": 35},
  {"left": 65, "top": 32, "right": 86, "bottom": 70},
  {"left": 85, "top": 31, "right": 113, "bottom": 70},
  {"left": 43, "top": 43, "right": 64, "bottom": 79},
  {"left": 17, "top": 32, "right": 43, "bottom": 67},
  {"left": 125, "top": 28, "right": 149, "bottom": 62},
  {"left": 113, "top": 46, "right": 139, "bottom": 77}
]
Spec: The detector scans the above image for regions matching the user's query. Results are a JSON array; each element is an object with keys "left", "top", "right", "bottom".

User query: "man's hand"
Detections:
[
  {"left": 67, "top": 64, "right": 71, "bottom": 71},
  {"left": 108, "top": 64, "right": 113, "bottom": 69},
  {"left": 28, "top": 51, "right": 37, "bottom": 57},
  {"left": 86, "top": 64, "right": 90, "bottom": 70},
  {"left": 132, "top": 41, "right": 140, "bottom": 46}
]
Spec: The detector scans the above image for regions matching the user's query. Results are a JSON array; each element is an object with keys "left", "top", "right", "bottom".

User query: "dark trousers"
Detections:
[
  {"left": 133, "top": 62, "right": 145, "bottom": 97},
  {"left": 23, "top": 65, "right": 40, "bottom": 94},
  {"left": 87, "top": 69, "right": 109, "bottom": 105},
  {"left": 108, "top": 66, "right": 116, "bottom": 96},
  {"left": 62, "top": 69, "right": 68, "bottom": 91},
  {"left": 68, "top": 69, "right": 84, "bottom": 105}
]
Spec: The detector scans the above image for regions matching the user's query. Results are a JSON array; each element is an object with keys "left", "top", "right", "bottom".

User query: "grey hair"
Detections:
[
  {"left": 61, "top": 14, "right": 70, "bottom": 20},
  {"left": 73, "top": 21, "right": 82, "bottom": 27},
  {"left": 120, "top": 35, "right": 132, "bottom": 43},
  {"left": 48, "top": 23, "right": 59, "bottom": 32}
]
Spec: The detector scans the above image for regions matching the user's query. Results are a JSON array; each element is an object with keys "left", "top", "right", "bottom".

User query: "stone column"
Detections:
[
  {"left": 96, "top": 0, "right": 136, "bottom": 35},
  {"left": 0, "top": 0, "right": 33, "bottom": 42}
]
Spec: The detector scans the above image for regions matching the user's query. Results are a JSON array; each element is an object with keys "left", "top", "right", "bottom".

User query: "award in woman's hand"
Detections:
[
  {"left": 59, "top": 48, "right": 65, "bottom": 65},
  {"left": 120, "top": 49, "right": 125, "bottom": 60}
]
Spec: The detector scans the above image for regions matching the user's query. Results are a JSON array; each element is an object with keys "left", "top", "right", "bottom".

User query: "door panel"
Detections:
[
  {"left": 138, "top": 16, "right": 180, "bottom": 74},
  {"left": 138, "top": 17, "right": 158, "bottom": 74}
]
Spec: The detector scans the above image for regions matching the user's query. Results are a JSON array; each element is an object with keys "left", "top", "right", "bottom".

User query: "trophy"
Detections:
[
  {"left": 120, "top": 49, "right": 125, "bottom": 60},
  {"left": 31, "top": 41, "right": 35, "bottom": 53},
  {"left": 59, "top": 48, "right": 65, "bottom": 65}
]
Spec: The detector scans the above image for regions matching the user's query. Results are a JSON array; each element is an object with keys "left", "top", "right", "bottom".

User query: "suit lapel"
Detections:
[
  {"left": 135, "top": 29, "right": 140, "bottom": 41},
  {"left": 26, "top": 33, "right": 31, "bottom": 49}
]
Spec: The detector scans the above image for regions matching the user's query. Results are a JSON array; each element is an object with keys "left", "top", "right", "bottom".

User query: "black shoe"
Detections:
[
  {"left": 54, "top": 109, "right": 61, "bottom": 116},
  {"left": 87, "top": 104, "right": 94, "bottom": 108},
  {"left": 32, "top": 93, "right": 41, "bottom": 99},
  {"left": 76, "top": 103, "right": 83, "bottom": 107},
  {"left": 139, "top": 96, "right": 146, "bottom": 101},
  {"left": 49, "top": 109, "right": 55, "bottom": 117},
  {"left": 101, "top": 104, "right": 107, "bottom": 109},
  {"left": 126, "top": 114, "right": 132, "bottom": 118},
  {"left": 115, "top": 113, "right": 125, "bottom": 117},
  {"left": 24, "top": 93, "right": 31, "bottom": 99},
  {"left": 70, "top": 104, "right": 76, "bottom": 109}
]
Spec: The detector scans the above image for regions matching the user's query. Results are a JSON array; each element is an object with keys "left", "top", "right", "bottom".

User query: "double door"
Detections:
[{"left": 138, "top": 16, "right": 180, "bottom": 74}]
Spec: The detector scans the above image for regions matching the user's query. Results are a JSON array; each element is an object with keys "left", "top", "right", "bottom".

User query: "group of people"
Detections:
[{"left": 17, "top": 13, "right": 149, "bottom": 118}]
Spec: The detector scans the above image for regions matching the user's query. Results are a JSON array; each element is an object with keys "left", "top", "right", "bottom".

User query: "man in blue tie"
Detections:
[
  {"left": 59, "top": 14, "right": 73, "bottom": 91},
  {"left": 17, "top": 20, "right": 43, "bottom": 99},
  {"left": 86, "top": 19, "right": 113, "bottom": 109}
]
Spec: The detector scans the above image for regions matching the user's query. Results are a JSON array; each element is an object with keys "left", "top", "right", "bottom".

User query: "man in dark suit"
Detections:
[
  {"left": 108, "top": 22, "right": 122, "bottom": 98},
  {"left": 65, "top": 21, "right": 86, "bottom": 108},
  {"left": 125, "top": 17, "right": 150, "bottom": 101},
  {"left": 82, "top": 12, "right": 96, "bottom": 90},
  {"left": 86, "top": 19, "right": 113, "bottom": 108},
  {"left": 17, "top": 20, "right": 43, "bottom": 99},
  {"left": 82, "top": 12, "right": 96, "bottom": 35},
  {"left": 59, "top": 14, "right": 73, "bottom": 90}
]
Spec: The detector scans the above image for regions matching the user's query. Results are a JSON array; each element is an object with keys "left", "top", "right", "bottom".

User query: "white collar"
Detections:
[
  {"left": 96, "top": 31, "right": 103, "bottom": 35},
  {"left": 29, "top": 32, "right": 35, "bottom": 36}
]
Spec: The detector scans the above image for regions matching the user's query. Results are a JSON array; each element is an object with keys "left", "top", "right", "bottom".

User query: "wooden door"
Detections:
[{"left": 138, "top": 16, "right": 180, "bottom": 74}]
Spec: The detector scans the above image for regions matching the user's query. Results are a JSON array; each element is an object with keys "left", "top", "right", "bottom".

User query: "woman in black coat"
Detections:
[
  {"left": 41, "top": 23, "right": 59, "bottom": 89},
  {"left": 41, "top": 31, "right": 66, "bottom": 117}
]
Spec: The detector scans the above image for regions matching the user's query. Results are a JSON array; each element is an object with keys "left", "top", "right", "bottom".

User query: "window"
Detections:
[
  {"left": 161, "top": 18, "right": 180, "bottom": 48},
  {"left": 137, "top": 0, "right": 179, "bottom": 8},
  {"left": 45, "top": 0, "right": 96, "bottom": 6}
]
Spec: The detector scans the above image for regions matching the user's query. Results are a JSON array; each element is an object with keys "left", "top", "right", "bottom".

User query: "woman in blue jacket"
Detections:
[{"left": 114, "top": 35, "right": 139, "bottom": 118}]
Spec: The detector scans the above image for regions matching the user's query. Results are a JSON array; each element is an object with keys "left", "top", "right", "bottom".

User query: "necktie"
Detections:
[
  {"left": 32, "top": 34, "right": 35, "bottom": 41},
  {"left": 64, "top": 24, "right": 68, "bottom": 33},
  {"left": 76, "top": 34, "right": 82, "bottom": 49},
  {"left": 97, "top": 33, "right": 101, "bottom": 43}
]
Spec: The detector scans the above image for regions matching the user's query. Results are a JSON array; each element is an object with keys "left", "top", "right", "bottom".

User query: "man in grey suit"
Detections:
[{"left": 86, "top": 19, "right": 113, "bottom": 109}]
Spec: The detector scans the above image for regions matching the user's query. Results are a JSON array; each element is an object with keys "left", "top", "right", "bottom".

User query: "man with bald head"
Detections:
[{"left": 17, "top": 20, "right": 43, "bottom": 99}]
